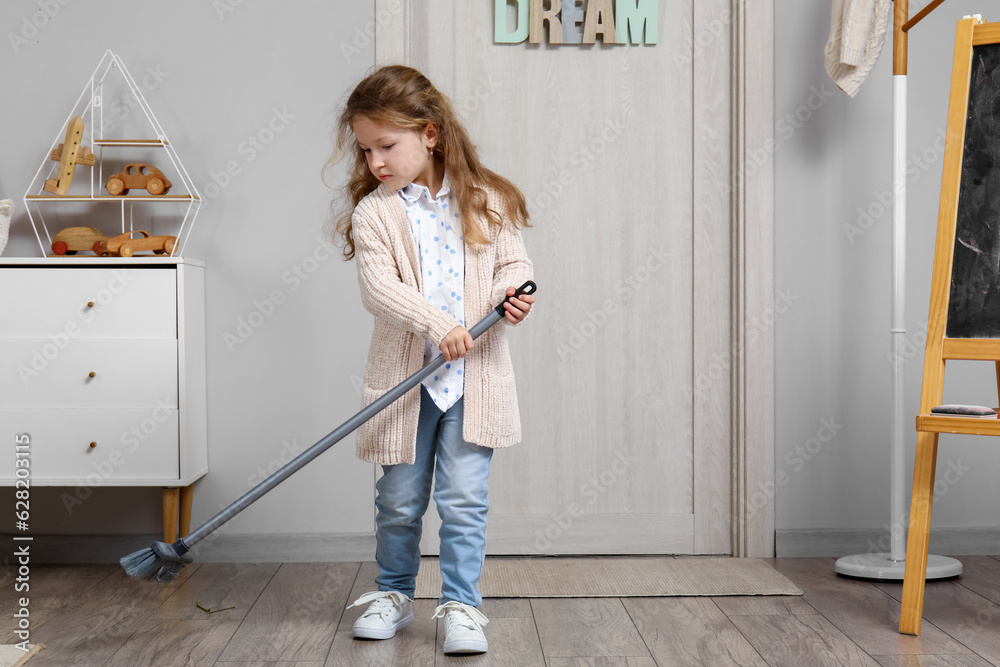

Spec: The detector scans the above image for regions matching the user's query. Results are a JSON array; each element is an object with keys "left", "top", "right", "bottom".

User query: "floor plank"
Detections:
[
  {"left": 729, "top": 613, "right": 881, "bottom": 667},
  {"left": 529, "top": 598, "right": 652, "bottom": 659},
  {"left": 478, "top": 597, "right": 534, "bottom": 619},
  {"left": 772, "top": 558, "right": 971, "bottom": 656},
  {"left": 712, "top": 594, "right": 818, "bottom": 617},
  {"left": 877, "top": 578, "right": 1000, "bottom": 663},
  {"left": 24, "top": 564, "right": 201, "bottom": 666},
  {"left": 949, "top": 555, "right": 1000, "bottom": 608},
  {"left": 106, "top": 619, "right": 242, "bottom": 666},
  {"left": 217, "top": 562, "right": 358, "bottom": 663},
  {"left": 0, "top": 564, "right": 117, "bottom": 639},
  {"left": 153, "top": 562, "right": 281, "bottom": 621},
  {"left": 546, "top": 658, "right": 658, "bottom": 666},
  {"left": 622, "top": 597, "right": 767, "bottom": 666},
  {"left": 871, "top": 656, "right": 996, "bottom": 666}
]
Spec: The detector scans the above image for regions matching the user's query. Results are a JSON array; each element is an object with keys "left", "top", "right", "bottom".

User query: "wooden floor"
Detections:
[{"left": 3, "top": 556, "right": 1000, "bottom": 666}]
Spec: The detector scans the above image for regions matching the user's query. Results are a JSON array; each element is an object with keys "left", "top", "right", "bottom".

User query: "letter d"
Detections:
[{"left": 494, "top": 0, "right": 529, "bottom": 43}]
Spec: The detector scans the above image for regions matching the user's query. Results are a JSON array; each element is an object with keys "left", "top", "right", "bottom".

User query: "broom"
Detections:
[{"left": 121, "top": 281, "right": 536, "bottom": 583}]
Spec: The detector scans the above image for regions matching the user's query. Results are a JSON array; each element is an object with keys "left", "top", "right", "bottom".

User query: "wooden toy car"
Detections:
[
  {"left": 93, "top": 230, "right": 177, "bottom": 257},
  {"left": 105, "top": 163, "right": 172, "bottom": 196},
  {"left": 51, "top": 226, "right": 108, "bottom": 255}
]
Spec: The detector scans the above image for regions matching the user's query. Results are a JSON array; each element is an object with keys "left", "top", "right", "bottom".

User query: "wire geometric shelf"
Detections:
[{"left": 23, "top": 50, "right": 201, "bottom": 258}]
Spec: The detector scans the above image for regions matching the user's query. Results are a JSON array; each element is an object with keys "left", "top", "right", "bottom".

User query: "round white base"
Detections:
[{"left": 834, "top": 553, "right": 963, "bottom": 581}]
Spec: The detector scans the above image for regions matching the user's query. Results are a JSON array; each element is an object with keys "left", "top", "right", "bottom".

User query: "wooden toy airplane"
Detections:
[{"left": 43, "top": 115, "right": 96, "bottom": 195}]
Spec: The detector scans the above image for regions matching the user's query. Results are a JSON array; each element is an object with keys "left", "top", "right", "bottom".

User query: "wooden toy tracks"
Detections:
[
  {"left": 900, "top": 16, "right": 1000, "bottom": 636},
  {"left": 43, "top": 115, "right": 95, "bottom": 195}
]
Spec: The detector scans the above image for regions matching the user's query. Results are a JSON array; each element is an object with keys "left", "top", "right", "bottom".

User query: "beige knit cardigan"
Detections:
[{"left": 352, "top": 182, "right": 534, "bottom": 465}]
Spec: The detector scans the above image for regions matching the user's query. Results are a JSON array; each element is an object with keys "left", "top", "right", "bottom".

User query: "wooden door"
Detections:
[{"left": 375, "top": 0, "right": 766, "bottom": 556}]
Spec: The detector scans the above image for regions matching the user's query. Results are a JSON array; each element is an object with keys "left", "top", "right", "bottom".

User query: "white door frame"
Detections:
[{"left": 730, "top": 0, "right": 775, "bottom": 558}]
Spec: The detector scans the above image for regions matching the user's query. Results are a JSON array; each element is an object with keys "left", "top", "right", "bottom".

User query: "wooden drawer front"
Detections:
[
  {"left": 0, "top": 268, "right": 176, "bottom": 338},
  {"left": 0, "top": 339, "right": 178, "bottom": 409},
  {"left": 0, "top": 408, "right": 180, "bottom": 483}
]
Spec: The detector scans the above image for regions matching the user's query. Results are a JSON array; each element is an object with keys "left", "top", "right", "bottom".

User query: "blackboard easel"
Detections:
[{"left": 901, "top": 16, "right": 1000, "bottom": 636}]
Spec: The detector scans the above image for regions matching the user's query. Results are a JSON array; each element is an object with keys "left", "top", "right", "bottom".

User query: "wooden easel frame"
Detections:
[{"left": 900, "top": 16, "right": 1000, "bottom": 636}]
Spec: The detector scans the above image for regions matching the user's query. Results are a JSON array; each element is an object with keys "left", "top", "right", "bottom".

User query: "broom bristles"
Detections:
[{"left": 120, "top": 540, "right": 192, "bottom": 583}]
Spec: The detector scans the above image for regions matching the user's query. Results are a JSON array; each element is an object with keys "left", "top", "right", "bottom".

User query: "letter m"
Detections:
[{"left": 616, "top": 0, "right": 658, "bottom": 44}]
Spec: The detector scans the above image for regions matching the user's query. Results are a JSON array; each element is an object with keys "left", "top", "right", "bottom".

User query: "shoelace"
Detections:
[
  {"left": 431, "top": 601, "right": 489, "bottom": 630},
  {"left": 347, "top": 590, "right": 410, "bottom": 618}
]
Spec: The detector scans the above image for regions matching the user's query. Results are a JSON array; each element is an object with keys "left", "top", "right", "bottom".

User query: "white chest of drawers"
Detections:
[{"left": 0, "top": 257, "right": 207, "bottom": 542}]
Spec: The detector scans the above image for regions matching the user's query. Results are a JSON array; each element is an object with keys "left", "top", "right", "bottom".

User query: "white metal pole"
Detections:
[
  {"left": 836, "top": 75, "right": 912, "bottom": 578},
  {"left": 836, "top": 14, "right": 962, "bottom": 581}
]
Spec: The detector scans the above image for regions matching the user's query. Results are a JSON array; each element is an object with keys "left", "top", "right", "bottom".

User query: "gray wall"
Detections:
[
  {"left": 1, "top": 0, "right": 379, "bottom": 552},
  {"left": 7, "top": 0, "right": 999, "bottom": 560},
  {"left": 775, "top": 0, "right": 1000, "bottom": 555}
]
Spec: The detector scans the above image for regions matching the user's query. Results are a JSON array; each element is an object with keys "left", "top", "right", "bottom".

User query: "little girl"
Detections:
[{"left": 329, "top": 65, "right": 535, "bottom": 655}]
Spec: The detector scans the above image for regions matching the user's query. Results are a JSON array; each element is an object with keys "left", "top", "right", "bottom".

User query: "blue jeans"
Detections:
[{"left": 375, "top": 386, "right": 493, "bottom": 606}]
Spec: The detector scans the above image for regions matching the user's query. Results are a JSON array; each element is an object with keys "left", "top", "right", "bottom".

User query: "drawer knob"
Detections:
[
  {"left": 87, "top": 301, "right": 95, "bottom": 308},
  {"left": 88, "top": 371, "right": 97, "bottom": 378},
  {"left": 89, "top": 442, "right": 97, "bottom": 449}
]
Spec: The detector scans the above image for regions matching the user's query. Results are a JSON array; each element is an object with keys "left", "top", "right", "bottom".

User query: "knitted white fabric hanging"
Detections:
[
  {"left": 0, "top": 200, "right": 12, "bottom": 256},
  {"left": 825, "top": 0, "right": 891, "bottom": 97}
]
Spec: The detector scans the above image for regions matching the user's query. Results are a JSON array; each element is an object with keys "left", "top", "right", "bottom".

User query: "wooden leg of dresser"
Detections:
[
  {"left": 179, "top": 483, "right": 194, "bottom": 538},
  {"left": 162, "top": 488, "right": 180, "bottom": 544}
]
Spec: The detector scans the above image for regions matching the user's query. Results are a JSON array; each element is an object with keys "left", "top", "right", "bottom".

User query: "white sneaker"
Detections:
[
  {"left": 348, "top": 590, "right": 414, "bottom": 640},
  {"left": 432, "top": 601, "right": 489, "bottom": 654}
]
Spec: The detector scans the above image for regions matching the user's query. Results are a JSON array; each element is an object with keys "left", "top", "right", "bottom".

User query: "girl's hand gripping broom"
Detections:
[{"left": 121, "top": 281, "right": 536, "bottom": 583}]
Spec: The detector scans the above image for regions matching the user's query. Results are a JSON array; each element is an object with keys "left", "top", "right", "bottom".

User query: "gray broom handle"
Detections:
[{"left": 181, "top": 281, "right": 536, "bottom": 549}]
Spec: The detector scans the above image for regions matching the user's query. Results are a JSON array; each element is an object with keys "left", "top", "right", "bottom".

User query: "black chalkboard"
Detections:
[{"left": 947, "top": 43, "right": 1000, "bottom": 338}]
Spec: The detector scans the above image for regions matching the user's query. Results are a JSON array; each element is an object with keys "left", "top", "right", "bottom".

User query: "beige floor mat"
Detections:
[{"left": 414, "top": 557, "right": 802, "bottom": 598}]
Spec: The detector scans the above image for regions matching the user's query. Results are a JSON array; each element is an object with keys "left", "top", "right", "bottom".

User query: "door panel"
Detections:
[{"left": 380, "top": 0, "right": 733, "bottom": 556}]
